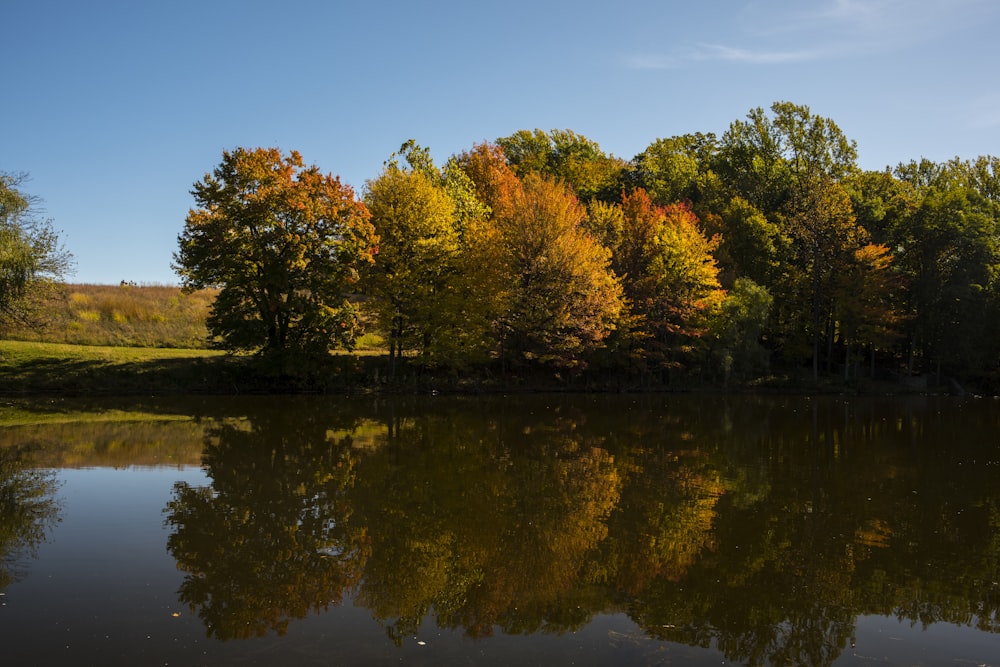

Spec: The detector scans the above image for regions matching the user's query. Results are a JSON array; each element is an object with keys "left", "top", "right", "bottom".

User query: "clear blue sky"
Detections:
[{"left": 5, "top": 0, "right": 999, "bottom": 285}]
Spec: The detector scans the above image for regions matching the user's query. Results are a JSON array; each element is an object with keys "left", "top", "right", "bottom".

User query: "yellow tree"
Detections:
[
  {"left": 457, "top": 143, "right": 624, "bottom": 370},
  {"left": 363, "top": 165, "right": 460, "bottom": 374},
  {"left": 645, "top": 201, "right": 726, "bottom": 374}
]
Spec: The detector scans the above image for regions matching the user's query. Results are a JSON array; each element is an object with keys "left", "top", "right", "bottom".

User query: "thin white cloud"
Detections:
[
  {"left": 627, "top": 0, "right": 997, "bottom": 70},
  {"left": 626, "top": 42, "right": 821, "bottom": 70},
  {"left": 816, "top": 0, "right": 892, "bottom": 23},
  {"left": 693, "top": 44, "right": 819, "bottom": 65},
  {"left": 626, "top": 42, "right": 825, "bottom": 70}
]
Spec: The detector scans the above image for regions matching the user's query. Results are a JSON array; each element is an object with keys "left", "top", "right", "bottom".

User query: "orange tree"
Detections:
[{"left": 174, "top": 148, "right": 377, "bottom": 362}]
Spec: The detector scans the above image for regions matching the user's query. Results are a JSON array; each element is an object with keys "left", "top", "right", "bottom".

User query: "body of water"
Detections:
[{"left": 1, "top": 394, "right": 998, "bottom": 666}]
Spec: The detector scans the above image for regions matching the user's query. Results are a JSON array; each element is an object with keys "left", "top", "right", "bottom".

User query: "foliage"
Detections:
[
  {"left": 779, "top": 175, "right": 869, "bottom": 376},
  {"left": 892, "top": 184, "right": 1000, "bottom": 375},
  {"left": 833, "top": 243, "right": 906, "bottom": 376},
  {"left": 0, "top": 172, "right": 73, "bottom": 329},
  {"left": 496, "top": 129, "right": 625, "bottom": 203},
  {"left": 11, "top": 101, "right": 1000, "bottom": 389},
  {"left": 598, "top": 189, "right": 724, "bottom": 374},
  {"left": 715, "top": 101, "right": 857, "bottom": 213},
  {"left": 706, "top": 277, "right": 773, "bottom": 382},
  {"left": 174, "top": 148, "right": 377, "bottom": 361},
  {"left": 629, "top": 133, "right": 716, "bottom": 205},
  {"left": 489, "top": 173, "right": 623, "bottom": 368},
  {"left": 710, "top": 196, "right": 784, "bottom": 288},
  {"left": 364, "top": 163, "right": 461, "bottom": 371}
]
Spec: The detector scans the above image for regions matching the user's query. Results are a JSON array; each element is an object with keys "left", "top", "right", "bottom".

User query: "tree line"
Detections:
[{"left": 165, "top": 101, "right": 1000, "bottom": 389}]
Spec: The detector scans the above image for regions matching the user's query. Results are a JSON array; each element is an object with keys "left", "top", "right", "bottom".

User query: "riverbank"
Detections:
[{"left": 0, "top": 339, "right": 964, "bottom": 398}]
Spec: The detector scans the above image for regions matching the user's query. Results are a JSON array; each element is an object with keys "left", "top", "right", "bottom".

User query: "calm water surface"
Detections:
[{"left": 1, "top": 394, "right": 998, "bottom": 666}]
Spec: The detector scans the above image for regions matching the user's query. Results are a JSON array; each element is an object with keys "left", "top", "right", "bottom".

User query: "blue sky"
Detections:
[{"left": 5, "top": 0, "right": 999, "bottom": 285}]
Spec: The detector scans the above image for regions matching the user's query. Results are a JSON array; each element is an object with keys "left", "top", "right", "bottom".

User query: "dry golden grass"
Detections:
[{"left": 2, "top": 283, "right": 219, "bottom": 348}]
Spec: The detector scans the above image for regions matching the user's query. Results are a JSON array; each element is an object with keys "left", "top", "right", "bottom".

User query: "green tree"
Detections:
[
  {"left": 715, "top": 101, "right": 857, "bottom": 214},
  {"left": 844, "top": 168, "right": 917, "bottom": 247},
  {"left": 497, "top": 129, "right": 625, "bottom": 203},
  {"left": 780, "top": 175, "right": 868, "bottom": 379},
  {"left": 174, "top": 148, "right": 377, "bottom": 362},
  {"left": 711, "top": 196, "right": 784, "bottom": 288},
  {"left": 706, "top": 277, "right": 773, "bottom": 384},
  {"left": 893, "top": 184, "right": 1000, "bottom": 378},
  {"left": 0, "top": 172, "right": 73, "bottom": 329},
  {"left": 630, "top": 133, "right": 717, "bottom": 206}
]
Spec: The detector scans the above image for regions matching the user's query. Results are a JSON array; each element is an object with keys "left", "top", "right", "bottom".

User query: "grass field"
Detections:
[
  {"left": 0, "top": 283, "right": 217, "bottom": 348},
  {"left": 0, "top": 284, "right": 459, "bottom": 395},
  {"left": 0, "top": 339, "right": 394, "bottom": 396},
  {"left": 0, "top": 339, "right": 231, "bottom": 395}
]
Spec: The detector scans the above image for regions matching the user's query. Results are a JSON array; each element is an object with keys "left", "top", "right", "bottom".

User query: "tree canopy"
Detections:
[{"left": 174, "top": 148, "right": 378, "bottom": 362}]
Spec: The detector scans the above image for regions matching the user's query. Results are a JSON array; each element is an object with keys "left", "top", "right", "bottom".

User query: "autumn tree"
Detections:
[
  {"left": 456, "top": 142, "right": 521, "bottom": 219},
  {"left": 0, "top": 172, "right": 73, "bottom": 329},
  {"left": 599, "top": 189, "right": 724, "bottom": 376},
  {"left": 363, "top": 151, "right": 462, "bottom": 374},
  {"left": 454, "top": 143, "right": 624, "bottom": 370},
  {"left": 644, "top": 202, "right": 726, "bottom": 374},
  {"left": 833, "top": 243, "right": 905, "bottom": 378},
  {"left": 491, "top": 173, "right": 623, "bottom": 368},
  {"left": 174, "top": 148, "right": 377, "bottom": 362}
]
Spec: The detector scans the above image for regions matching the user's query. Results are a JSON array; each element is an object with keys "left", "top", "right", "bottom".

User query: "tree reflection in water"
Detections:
[
  {"left": 164, "top": 405, "right": 370, "bottom": 640},
  {"left": 163, "top": 395, "right": 1000, "bottom": 665},
  {"left": 0, "top": 445, "right": 62, "bottom": 591}
]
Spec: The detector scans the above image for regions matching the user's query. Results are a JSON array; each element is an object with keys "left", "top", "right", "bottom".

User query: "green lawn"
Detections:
[
  {"left": 0, "top": 340, "right": 224, "bottom": 365},
  {"left": 0, "top": 340, "right": 232, "bottom": 396},
  {"left": 0, "top": 339, "right": 387, "bottom": 396}
]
